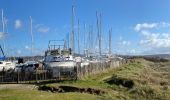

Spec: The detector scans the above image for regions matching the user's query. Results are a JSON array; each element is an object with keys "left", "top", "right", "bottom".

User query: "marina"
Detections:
[
  {"left": 0, "top": 7, "right": 125, "bottom": 83},
  {"left": 0, "top": 1, "right": 170, "bottom": 100}
]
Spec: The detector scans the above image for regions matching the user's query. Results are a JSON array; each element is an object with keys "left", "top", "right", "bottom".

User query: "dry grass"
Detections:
[{"left": 1, "top": 58, "right": 170, "bottom": 100}]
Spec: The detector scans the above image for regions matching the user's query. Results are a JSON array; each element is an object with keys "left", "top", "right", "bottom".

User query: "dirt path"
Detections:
[{"left": 0, "top": 84, "right": 37, "bottom": 90}]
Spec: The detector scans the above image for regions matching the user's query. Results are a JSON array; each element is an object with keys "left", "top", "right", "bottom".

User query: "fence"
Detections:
[
  {"left": 0, "top": 69, "right": 50, "bottom": 83},
  {"left": 0, "top": 58, "right": 126, "bottom": 83},
  {"left": 77, "top": 58, "right": 125, "bottom": 79}
]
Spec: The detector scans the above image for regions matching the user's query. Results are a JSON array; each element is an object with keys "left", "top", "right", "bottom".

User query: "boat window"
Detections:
[
  {"left": 0, "top": 62, "right": 3, "bottom": 64},
  {"left": 6, "top": 63, "right": 11, "bottom": 65}
]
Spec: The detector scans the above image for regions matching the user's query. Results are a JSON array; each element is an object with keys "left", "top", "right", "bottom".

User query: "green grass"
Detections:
[
  {"left": 0, "top": 89, "right": 103, "bottom": 100},
  {"left": 1, "top": 58, "right": 170, "bottom": 100}
]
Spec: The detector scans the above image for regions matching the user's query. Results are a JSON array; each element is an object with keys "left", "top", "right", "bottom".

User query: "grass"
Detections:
[
  {"left": 0, "top": 89, "right": 103, "bottom": 100},
  {"left": 0, "top": 58, "right": 170, "bottom": 100}
]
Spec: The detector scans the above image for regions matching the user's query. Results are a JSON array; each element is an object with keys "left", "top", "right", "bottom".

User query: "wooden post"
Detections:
[
  {"left": 59, "top": 71, "right": 60, "bottom": 80},
  {"left": 2, "top": 67, "right": 5, "bottom": 82},
  {"left": 35, "top": 69, "right": 38, "bottom": 83},
  {"left": 17, "top": 70, "right": 19, "bottom": 84}
]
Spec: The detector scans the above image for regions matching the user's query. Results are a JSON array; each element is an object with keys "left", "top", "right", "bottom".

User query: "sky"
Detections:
[{"left": 0, "top": 0, "right": 170, "bottom": 56}]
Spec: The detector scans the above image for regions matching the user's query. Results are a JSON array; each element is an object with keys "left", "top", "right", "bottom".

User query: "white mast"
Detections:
[
  {"left": 1, "top": 9, "right": 4, "bottom": 33},
  {"left": 77, "top": 20, "right": 80, "bottom": 54},
  {"left": 109, "top": 28, "right": 112, "bottom": 55},
  {"left": 30, "top": 16, "right": 33, "bottom": 56},
  {"left": 1, "top": 9, "right": 5, "bottom": 56},
  {"left": 96, "top": 12, "right": 102, "bottom": 57},
  {"left": 71, "top": 5, "right": 75, "bottom": 55}
]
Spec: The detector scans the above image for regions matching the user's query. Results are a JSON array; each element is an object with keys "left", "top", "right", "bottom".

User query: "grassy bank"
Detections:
[{"left": 0, "top": 58, "right": 170, "bottom": 100}]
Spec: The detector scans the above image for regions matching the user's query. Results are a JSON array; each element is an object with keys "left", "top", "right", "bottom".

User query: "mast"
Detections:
[
  {"left": 1, "top": 9, "right": 4, "bottom": 33},
  {"left": 88, "top": 25, "right": 93, "bottom": 56},
  {"left": 71, "top": 5, "right": 75, "bottom": 55},
  {"left": 96, "top": 12, "right": 99, "bottom": 56},
  {"left": 99, "top": 13, "right": 102, "bottom": 57},
  {"left": 77, "top": 19, "right": 80, "bottom": 54},
  {"left": 83, "top": 23, "right": 86, "bottom": 55},
  {"left": 109, "top": 28, "right": 112, "bottom": 55},
  {"left": 96, "top": 12, "right": 102, "bottom": 57},
  {"left": 1, "top": 9, "right": 5, "bottom": 56},
  {"left": 30, "top": 16, "right": 33, "bottom": 56}
]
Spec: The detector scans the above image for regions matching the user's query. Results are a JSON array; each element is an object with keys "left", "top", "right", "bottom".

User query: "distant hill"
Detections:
[
  {"left": 144, "top": 54, "right": 170, "bottom": 59},
  {"left": 119, "top": 54, "right": 170, "bottom": 59}
]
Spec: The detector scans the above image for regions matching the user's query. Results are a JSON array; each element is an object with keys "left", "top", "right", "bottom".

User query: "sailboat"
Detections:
[
  {"left": 0, "top": 45, "right": 16, "bottom": 71},
  {"left": 0, "top": 9, "right": 15, "bottom": 72}
]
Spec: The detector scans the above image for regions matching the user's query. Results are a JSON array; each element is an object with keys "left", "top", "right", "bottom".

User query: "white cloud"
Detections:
[
  {"left": 159, "top": 22, "right": 170, "bottom": 28},
  {"left": 134, "top": 22, "right": 170, "bottom": 54},
  {"left": 119, "top": 40, "right": 131, "bottom": 46},
  {"left": 35, "top": 24, "right": 50, "bottom": 33},
  {"left": 134, "top": 23, "right": 157, "bottom": 32},
  {"left": 135, "top": 22, "right": 170, "bottom": 49},
  {"left": 139, "top": 34, "right": 170, "bottom": 48},
  {"left": 129, "top": 49, "right": 136, "bottom": 54},
  {"left": 137, "top": 27, "right": 170, "bottom": 48},
  {"left": 134, "top": 22, "right": 170, "bottom": 32},
  {"left": 15, "top": 19, "right": 22, "bottom": 29},
  {"left": 122, "top": 41, "right": 131, "bottom": 46},
  {"left": 37, "top": 26, "right": 50, "bottom": 33},
  {"left": 25, "top": 45, "right": 31, "bottom": 50}
]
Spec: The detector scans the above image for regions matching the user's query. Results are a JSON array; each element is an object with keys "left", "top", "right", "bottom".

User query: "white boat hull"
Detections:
[{"left": 45, "top": 61, "right": 77, "bottom": 77}]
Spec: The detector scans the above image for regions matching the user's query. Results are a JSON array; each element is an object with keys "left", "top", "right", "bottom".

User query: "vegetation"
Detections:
[{"left": 0, "top": 58, "right": 170, "bottom": 100}]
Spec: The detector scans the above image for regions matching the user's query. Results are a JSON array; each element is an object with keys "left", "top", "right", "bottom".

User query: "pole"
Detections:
[
  {"left": 1, "top": 9, "right": 5, "bottom": 55},
  {"left": 78, "top": 20, "right": 80, "bottom": 54},
  {"left": 99, "top": 13, "right": 102, "bottom": 57},
  {"left": 30, "top": 16, "right": 34, "bottom": 56},
  {"left": 1, "top": 9, "right": 4, "bottom": 33},
  {"left": 71, "top": 6, "right": 75, "bottom": 55},
  {"left": 109, "top": 28, "right": 112, "bottom": 55}
]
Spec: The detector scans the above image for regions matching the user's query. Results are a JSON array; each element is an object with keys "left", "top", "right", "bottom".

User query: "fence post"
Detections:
[
  {"left": 36, "top": 69, "right": 38, "bottom": 83},
  {"left": 17, "top": 70, "right": 19, "bottom": 84}
]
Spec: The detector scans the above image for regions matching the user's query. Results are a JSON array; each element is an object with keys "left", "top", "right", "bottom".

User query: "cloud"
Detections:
[
  {"left": 159, "top": 22, "right": 170, "bottom": 28},
  {"left": 134, "top": 23, "right": 157, "bottom": 32},
  {"left": 0, "top": 32, "right": 7, "bottom": 40},
  {"left": 37, "top": 27, "right": 50, "bottom": 33},
  {"left": 129, "top": 49, "right": 136, "bottom": 54},
  {"left": 134, "top": 22, "right": 170, "bottom": 54},
  {"left": 25, "top": 45, "right": 31, "bottom": 50},
  {"left": 15, "top": 19, "right": 22, "bottom": 29},
  {"left": 119, "top": 40, "right": 131, "bottom": 46},
  {"left": 139, "top": 32, "right": 170, "bottom": 48},
  {"left": 134, "top": 22, "right": 170, "bottom": 32},
  {"left": 35, "top": 24, "right": 50, "bottom": 33},
  {"left": 136, "top": 26, "right": 170, "bottom": 48}
]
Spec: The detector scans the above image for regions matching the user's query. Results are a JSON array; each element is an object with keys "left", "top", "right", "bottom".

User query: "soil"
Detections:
[{"left": 38, "top": 85, "right": 106, "bottom": 95}]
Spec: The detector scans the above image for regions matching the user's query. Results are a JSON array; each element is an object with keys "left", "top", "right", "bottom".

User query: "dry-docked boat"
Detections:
[
  {"left": 43, "top": 40, "right": 77, "bottom": 78},
  {"left": 0, "top": 45, "right": 16, "bottom": 72}
]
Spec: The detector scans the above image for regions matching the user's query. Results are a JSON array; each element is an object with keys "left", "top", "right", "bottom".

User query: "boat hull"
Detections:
[{"left": 44, "top": 61, "right": 77, "bottom": 78}]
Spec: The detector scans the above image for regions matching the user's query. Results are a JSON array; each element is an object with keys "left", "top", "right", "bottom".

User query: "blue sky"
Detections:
[{"left": 0, "top": 0, "right": 170, "bottom": 56}]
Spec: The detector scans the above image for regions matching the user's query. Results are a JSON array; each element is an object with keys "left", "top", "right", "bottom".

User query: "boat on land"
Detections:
[
  {"left": 0, "top": 10, "right": 16, "bottom": 72},
  {"left": 43, "top": 40, "right": 77, "bottom": 78},
  {"left": 0, "top": 45, "right": 15, "bottom": 72}
]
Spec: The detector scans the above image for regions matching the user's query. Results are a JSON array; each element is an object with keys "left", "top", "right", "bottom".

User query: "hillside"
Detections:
[{"left": 0, "top": 58, "right": 170, "bottom": 100}]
